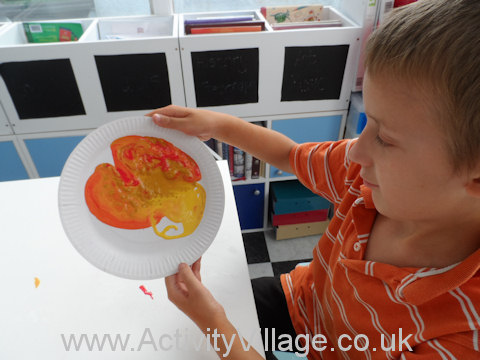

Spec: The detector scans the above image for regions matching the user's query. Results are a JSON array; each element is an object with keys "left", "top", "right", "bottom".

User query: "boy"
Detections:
[{"left": 148, "top": 0, "right": 480, "bottom": 358}]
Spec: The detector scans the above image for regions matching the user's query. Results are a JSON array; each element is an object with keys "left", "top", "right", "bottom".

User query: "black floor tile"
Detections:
[
  {"left": 271, "top": 259, "right": 312, "bottom": 277},
  {"left": 242, "top": 232, "right": 270, "bottom": 264}
]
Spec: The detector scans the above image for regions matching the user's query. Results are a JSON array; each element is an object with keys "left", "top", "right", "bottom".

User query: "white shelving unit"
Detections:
[
  {"left": 177, "top": 8, "right": 359, "bottom": 230},
  {"left": 0, "top": 102, "right": 12, "bottom": 136},
  {"left": 179, "top": 8, "right": 360, "bottom": 117},
  {"left": 0, "top": 8, "right": 361, "bottom": 231},
  {"left": 0, "top": 15, "right": 184, "bottom": 134}
]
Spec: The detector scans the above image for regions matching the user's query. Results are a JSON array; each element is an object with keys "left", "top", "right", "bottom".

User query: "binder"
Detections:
[{"left": 272, "top": 209, "right": 328, "bottom": 226}]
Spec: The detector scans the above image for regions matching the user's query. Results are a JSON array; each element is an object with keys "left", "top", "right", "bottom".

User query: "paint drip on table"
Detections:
[
  {"left": 139, "top": 285, "right": 154, "bottom": 299},
  {"left": 85, "top": 135, "right": 206, "bottom": 239}
]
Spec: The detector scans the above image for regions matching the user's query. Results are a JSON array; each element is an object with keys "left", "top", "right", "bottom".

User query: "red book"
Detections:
[
  {"left": 272, "top": 209, "right": 328, "bottom": 226},
  {"left": 185, "top": 21, "right": 265, "bottom": 34},
  {"left": 394, "top": 0, "right": 417, "bottom": 7},
  {"left": 190, "top": 26, "right": 262, "bottom": 34}
]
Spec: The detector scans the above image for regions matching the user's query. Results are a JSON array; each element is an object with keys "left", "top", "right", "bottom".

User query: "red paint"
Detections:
[
  {"left": 139, "top": 285, "right": 154, "bottom": 299},
  {"left": 84, "top": 135, "right": 202, "bottom": 230}
]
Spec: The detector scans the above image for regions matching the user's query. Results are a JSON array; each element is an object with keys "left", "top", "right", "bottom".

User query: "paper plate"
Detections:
[{"left": 58, "top": 116, "right": 224, "bottom": 280}]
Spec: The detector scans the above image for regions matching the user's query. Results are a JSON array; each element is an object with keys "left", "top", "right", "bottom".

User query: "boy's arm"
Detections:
[
  {"left": 146, "top": 105, "right": 296, "bottom": 174},
  {"left": 290, "top": 139, "right": 362, "bottom": 205},
  {"left": 165, "top": 260, "right": 264, "bottom": 359}
]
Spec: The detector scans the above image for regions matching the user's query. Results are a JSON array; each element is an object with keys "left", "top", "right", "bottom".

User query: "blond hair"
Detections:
[{"left": 365, "top": 0, "right": 480, "bottom": 172}]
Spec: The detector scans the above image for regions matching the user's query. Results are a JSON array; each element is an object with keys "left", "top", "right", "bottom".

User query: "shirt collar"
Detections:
[
  {"left": 400, "top": 248, "right": 480, "bottom": 304},
  {"left": 344, "top": 184, "right": 480, "bottom": 305},
  {"left": 360, "top": 185, "right": 375, "bottom": 209}
]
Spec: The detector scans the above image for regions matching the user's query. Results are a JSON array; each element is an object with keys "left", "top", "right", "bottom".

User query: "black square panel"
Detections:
[
  {"left": 281, "top": 45, "right": 349, "bottom": 102},
  {"left": 0, "top": 59, "right": 85, "bottom": 119},
  {"left": 242, "top": 231, "right": 270, "bottom": 264},
  {"left": 191, "top": 48, "right": 259, "bottom": 107},
  {"left": 95, "top": 53, "right": 172, "bottom": 112}
]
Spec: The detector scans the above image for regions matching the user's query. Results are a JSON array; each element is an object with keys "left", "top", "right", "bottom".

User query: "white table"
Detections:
[{"left": 0, "top": 160, "right": 265, "bottom": 359}]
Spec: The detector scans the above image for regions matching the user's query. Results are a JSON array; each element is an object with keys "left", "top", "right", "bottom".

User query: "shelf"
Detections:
[
  {"left": 266, "top": 6, "right": 347, "bottom": 31},
  {"left": 0, "top": 15, "right": 184, "bottom": 134},
  {"left": 95, "top": 15, "right": 175, "bottom": 41},
  {"left": 180, "top": 10, "right": 271, "bottom": 36},
  {"left": 179, "top": 7, "right": 361, "bottom": 118},
  {"left": 0, "top": 19, "right": 94, "bottom": 46},
  {"left": 230, "top": 177, "right": 267, "bottom": 185},
  {"left": 0, "top": 104, "right": 12, "bottom": 136},
  {"left": 0, "top": 22, "right": 13, "bottom": 36},
  {"left": 0, "top": 8, "right": 360, "bottom": 232},
  {"left": 269, "top": 176, "right": 297, "bottom": 182}
]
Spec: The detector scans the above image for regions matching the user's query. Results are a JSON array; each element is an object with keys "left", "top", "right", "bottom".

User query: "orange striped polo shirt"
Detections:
[{"left": 281, "top": 139, "right": 480, "bottom": 359}]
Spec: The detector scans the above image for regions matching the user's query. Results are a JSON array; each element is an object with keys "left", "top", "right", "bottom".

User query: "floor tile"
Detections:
[
  {"left": 264, "top": 229, "right": 318, "bottom": 263},
  {"left": 271, "top": 259, "right": 312, "bottom": 277},
  {"left": 248, "top": 262, "right": 274, "bottom": 279},
  {"left": 242, "top": 231, "right": 270, "bottom": 264}
]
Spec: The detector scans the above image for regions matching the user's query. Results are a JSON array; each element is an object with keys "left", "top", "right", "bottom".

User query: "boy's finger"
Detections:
[
  {"left": 165, "top": 273, "right": 188, "bottom": 300},
  {"left": 192, "top": 258, "right": 202, "bottom": 281},
  {"left": 152, "top": 114, "right": 184, "bottom": 130},
  {"left": 160, "top": 105, "right": 190, "bottom": 118},
  {"left": 146, "top": 105, "right": 189, "bottom": 118},
  {"left": 164, "top": 274, "right": 178, "bottom": 298},
  {"left": 178, "top": 263, "right": 203, "bottom": 292},
  {"left": 152, "top": 113, "right": 169, "bottom": 125}
]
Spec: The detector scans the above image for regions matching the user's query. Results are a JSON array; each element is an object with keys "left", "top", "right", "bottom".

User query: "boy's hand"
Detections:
[
  {"left": 146, "top": 105, "right": 221, "bottom": 141},
  {"left": 166, "top": 259, "right": 264, "bottom": 359},
  {"left": 165, "top": 259, "right": 226, "bottom": 330},
  {"left": 148, "top": 105, "right": 296, "bottom": 174}
]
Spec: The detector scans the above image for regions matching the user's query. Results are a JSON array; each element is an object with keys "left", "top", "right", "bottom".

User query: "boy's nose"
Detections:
[{"left": 348, "top": 134, "right": 372, "bottom": 167}]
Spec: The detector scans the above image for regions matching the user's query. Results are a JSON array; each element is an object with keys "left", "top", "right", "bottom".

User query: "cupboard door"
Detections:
[
  {"left": 233, "top": 183, "right": 264, "bottom": 230},
  {"left": 270, "top": 115, "right": 342, "bottom": 178},
  {"left": 24, "top": 136, "right": 84, "bottom": 177},
  {"left": 0, "top": 140, "right": 29, "bottom": 181}
]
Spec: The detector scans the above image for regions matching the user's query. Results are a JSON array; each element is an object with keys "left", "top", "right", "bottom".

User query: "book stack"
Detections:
[
  {"left": 203, "top": 122, "right": 266, "bottom": 181},
  {"left": 261, "top": 5, "right": 342, "bottom": 30},
  {"left": 184, "top": 15, "right": 265, "bottom": 35},
  {"left": 270, "top": 180, "right": 331, "bottom": 240}
]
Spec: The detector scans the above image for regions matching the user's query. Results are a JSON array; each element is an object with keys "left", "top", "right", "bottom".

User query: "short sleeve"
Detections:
[{"left": 289, "top": 139, "right": 361, "bottom": 205}]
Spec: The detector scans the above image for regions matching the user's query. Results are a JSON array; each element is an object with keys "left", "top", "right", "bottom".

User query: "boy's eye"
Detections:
[{"left": 375, "top": 135, "right": 390, "bottom": 147}]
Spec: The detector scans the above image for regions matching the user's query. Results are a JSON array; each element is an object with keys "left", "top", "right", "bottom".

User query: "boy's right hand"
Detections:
[
  {"left": 146, "top": 105, "right": 221, "bottom": 141},
  {"left": 165, "top": 260, "right": 227, "bottom": 331}
]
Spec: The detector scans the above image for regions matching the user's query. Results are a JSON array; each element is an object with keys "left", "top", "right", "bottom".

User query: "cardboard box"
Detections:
[{"left": 275, "top": 220, "right": 330, "bottom": 240}]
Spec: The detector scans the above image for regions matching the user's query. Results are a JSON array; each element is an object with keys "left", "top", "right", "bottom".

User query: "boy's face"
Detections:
[{"left": 349, "top": 73, "right": 468, "bottom": 222}]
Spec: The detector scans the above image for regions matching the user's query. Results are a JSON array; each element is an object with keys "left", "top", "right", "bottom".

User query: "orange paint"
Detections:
[
  {"left": 85, "top": 136, "right": 206, "bottom": 239},
  {"left": 34, "top": 277, "right": 40, "bottom": 288}
]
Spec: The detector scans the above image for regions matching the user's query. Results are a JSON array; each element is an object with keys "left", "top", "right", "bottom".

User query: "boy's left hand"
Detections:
[{"left": 165, "top": 259, "right": 226, "bottom": 330}]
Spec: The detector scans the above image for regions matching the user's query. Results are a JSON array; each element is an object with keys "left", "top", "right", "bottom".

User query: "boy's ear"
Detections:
[{"left": 465, "top": 171, "right": 480, "bottom": 198}]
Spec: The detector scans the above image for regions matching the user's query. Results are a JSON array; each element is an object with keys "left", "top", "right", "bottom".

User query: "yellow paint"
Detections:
[{"left": 85, "top": 136, "right": 206, "bottom": 239}]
